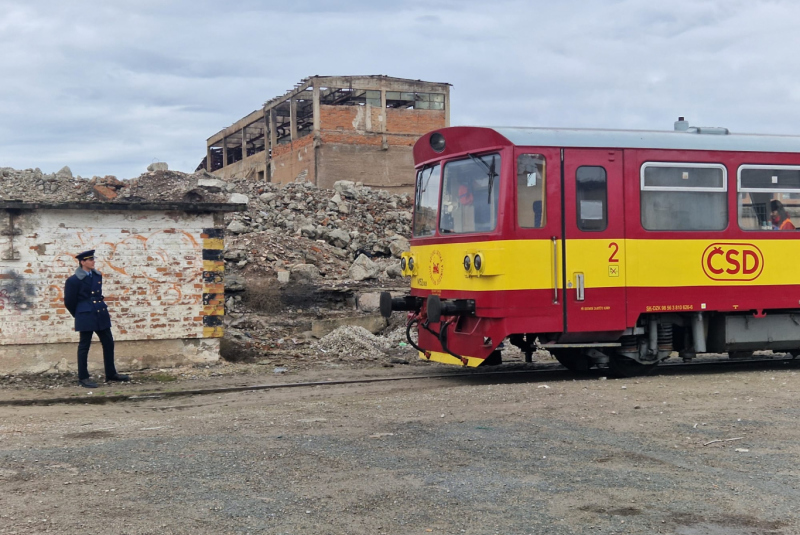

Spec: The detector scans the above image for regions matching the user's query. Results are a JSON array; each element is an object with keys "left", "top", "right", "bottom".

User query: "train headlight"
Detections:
[
  {"left": 400, "top": 257, "right": 407, "bottom": 271},
  {"left": 430, "top": 132, "right": 446, "bottom": 153},
  {"left": 463, "top": 255, "right": 471, "bottom": 271},
  {"left": 473, "top": 254, "right": 483, "bottom": 272},
  {"left": 408, "top": 257, "right": 415, "bottom": 272}
]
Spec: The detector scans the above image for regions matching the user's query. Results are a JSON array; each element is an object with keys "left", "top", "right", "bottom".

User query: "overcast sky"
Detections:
[{"left": 1, "top": 0, "right": 799, "bottom": 179}]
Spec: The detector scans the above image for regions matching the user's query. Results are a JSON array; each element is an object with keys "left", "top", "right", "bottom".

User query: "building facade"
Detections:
[
  {"left": 204, "top": 75, "right": 450, "bottom": 193},
  {"left": 0, "top": 202, "right": 238, "bottom": 374}
]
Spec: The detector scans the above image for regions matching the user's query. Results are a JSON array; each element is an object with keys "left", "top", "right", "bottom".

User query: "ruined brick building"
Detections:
[{"left": 203, "top": 75, "right": 450, "bottom": 193}]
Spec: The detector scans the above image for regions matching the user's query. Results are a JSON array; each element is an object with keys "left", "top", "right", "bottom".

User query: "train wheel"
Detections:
[
  {"left": 608, "top": 356, "right": 658, "bottom": 378},
  {"left": 552, "top": 350, "right": 591, "bottom": 373}
]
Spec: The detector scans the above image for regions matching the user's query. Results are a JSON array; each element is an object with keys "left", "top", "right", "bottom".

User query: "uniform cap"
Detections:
[{"left": 75, "top": 250, "right": 95, "bottom": 261}]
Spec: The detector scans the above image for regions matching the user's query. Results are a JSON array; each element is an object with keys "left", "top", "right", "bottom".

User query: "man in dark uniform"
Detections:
[{"left": 64, "top": 250, "right": 130, "bottom": 388}]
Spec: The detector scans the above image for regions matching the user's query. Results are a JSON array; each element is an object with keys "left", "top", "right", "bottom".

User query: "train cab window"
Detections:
[
  {"left": 439, "top": 153, "right": 501, "bottom": 234},
  {"left": 737, "top": 165, "right": 800, "bottom": 231},
  {"left": 640, "top": 163, "right": 727, "bottom": 231},
  {"left": 576, "top": 166, "right": 607, "bottom": 231},
  {"left": 517, "top": 154, "right": 546, "bottom": 228},
  {"left": 413, "top": 164, "right": 441, "bottom": 237}
]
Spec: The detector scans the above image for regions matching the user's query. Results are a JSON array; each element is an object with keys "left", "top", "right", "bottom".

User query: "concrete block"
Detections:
[
  {"left": 357, "top": 292, "right": 382, "bottom": 312},
  {"left": 147, "top": 162, "right": 169, "bottom": 172}
]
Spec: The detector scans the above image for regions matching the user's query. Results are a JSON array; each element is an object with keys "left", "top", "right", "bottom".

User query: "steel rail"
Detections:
[{"left": 1, "top": 355, "right": 797, "bottom": 407}]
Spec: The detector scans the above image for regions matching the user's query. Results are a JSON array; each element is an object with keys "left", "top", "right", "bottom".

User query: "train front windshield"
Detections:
[{"left": 413, "top": 153, "right": 501, "bottom": 237}]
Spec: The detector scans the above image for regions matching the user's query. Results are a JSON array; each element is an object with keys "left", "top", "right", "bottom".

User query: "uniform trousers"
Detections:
[{"left": 77, "top": 328, "right": 117, "bottom": 380}]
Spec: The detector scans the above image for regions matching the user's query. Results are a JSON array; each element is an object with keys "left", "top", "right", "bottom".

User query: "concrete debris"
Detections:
[
  {"left": 290, "top": 263, "right": 321, "bottom": 281},
  {"left": 313, "top": 325, "right": 394, "bottom": 360},
  {"left": 228, "top": 193, "right": 249, "bottom": 205},
  {"left": 348, "top": 254, "right": 380, "bottom": 281},
  {"left": 147, "top": 162, "right": 169, "bottom": 172}
]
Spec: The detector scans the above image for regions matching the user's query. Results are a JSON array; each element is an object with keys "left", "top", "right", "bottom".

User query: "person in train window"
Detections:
[
  {"left": 457, "top": 184, "right": 474, "bottom": 206},
  {"left": 770, "top": 200, "right": 796, "bottom": 230}
]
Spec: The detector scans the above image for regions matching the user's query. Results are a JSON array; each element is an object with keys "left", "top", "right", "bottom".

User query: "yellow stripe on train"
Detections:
[
  {"left": 419, "top": 351, "right": 484, "bottom": 367},
  {"left": 408, "top": 239, "right": 800, "bottom": 291}
]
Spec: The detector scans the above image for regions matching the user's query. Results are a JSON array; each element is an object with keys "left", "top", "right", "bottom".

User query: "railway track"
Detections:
[{"left": 1, "top": 354, "right": 797, "bottom": 407}]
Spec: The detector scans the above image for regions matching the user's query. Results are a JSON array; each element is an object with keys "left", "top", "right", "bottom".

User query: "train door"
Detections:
[
  {"left": 562, "top": 149, "right": 627, "bottom": 333},
  {"left": 514, "top": 149, "right": 564, "bottom": 333}
]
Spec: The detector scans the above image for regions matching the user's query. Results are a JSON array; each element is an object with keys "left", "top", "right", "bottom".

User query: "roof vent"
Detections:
[
  {"left": 694, "top": 126, "right": 730, "bottom": 135},
  {"left": 674, "top": 116, "right": 690, "bottom": 131},
  {"left": 674, "top": 117, "right": 730, "bottom": 135}
]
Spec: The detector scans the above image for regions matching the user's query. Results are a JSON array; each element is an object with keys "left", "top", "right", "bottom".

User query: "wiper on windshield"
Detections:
[{"left": 467, "top": 153, "right": 498, "bottom": 204}]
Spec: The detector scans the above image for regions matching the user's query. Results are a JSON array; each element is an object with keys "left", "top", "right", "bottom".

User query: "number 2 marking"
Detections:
[{"left": 608, "top": 242, "right": 619, "bottom": 263}]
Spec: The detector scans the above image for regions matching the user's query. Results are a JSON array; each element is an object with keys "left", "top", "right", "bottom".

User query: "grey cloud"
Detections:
[{"left": 2, "top": 0, "right": 800, "bottom": 178}]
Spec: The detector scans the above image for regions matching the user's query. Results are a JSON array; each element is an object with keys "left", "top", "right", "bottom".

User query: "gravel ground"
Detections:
[{"left": 1, "top": 359, "right": 800, "bottom": 535}]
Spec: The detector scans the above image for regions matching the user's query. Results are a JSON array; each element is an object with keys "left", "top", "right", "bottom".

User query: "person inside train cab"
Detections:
[
  {"left": 770, "top": 199, "right": 796, "bottom": 230},
  {"left": 458, "top": 184, "right": 474, "bottom": 206}
]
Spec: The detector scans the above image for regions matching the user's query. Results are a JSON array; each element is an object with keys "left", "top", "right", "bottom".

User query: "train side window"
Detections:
[
  {"left": 413, "top": 164, "right": 441, "bottom": 237},
  {"left": 737, "top": 165, "right": 800, "bottom": 231},
  {"left": 517, "top": 154, "right": 546, "bottom": 228},
  {"left": 640, "top": 163, "right": 727, "bottom": 231},
  {"left": 576, "top": 166, "right": 607, "bottom": 231}
]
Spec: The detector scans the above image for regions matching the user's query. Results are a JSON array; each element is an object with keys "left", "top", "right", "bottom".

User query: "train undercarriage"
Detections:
[{"left": 381, "top": 292, "right": 800, "bottom": 377}]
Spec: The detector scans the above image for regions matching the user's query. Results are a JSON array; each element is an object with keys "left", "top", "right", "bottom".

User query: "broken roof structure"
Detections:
[{"left": 203, "top": 75, "right": 451, "bottom": 192}]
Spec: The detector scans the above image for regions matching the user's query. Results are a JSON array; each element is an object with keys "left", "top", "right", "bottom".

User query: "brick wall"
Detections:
[
  {"left": 0, "top": 208, "right": 224, "bottom": 360},
  {"left": 385, "top": 108, "right": 445, "bottom": 136},
  {"left": 319, "top": 105, "right": 445, "bottom": 136},
  {"left": 212, "top": 151, "right": 267, "bottom": 181},
  {"left": 317, "top": 144, "right": 415, "bottom": 193},
  {"left": 272, "top": 135, "right": 316, "bottom": 185}
]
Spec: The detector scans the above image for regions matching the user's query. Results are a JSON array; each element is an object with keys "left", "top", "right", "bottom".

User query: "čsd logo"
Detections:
[
  {"left": 701, "top": 243, "right": 763, "bottom": 281},
  {"left": 429, "top": 250, "right": 444, "bottom": 285}
]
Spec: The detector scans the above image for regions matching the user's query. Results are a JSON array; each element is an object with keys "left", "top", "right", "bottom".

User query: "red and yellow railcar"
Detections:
[{"left": 381, "top": 120, "right": 800, "bottom": 375}]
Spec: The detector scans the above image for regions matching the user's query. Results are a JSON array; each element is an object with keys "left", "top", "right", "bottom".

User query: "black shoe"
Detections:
[
  {"left": 106, "top": 373, "right": 130, "bottom": 382},
  {"left": 79, "top": 378, "right": 98, "bottom": 388}
]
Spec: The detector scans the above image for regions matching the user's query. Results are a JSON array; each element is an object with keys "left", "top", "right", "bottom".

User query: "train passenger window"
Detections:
[
  {"left": 517, "top": 154, "right": 546, "bottom": 228},
  {"left": 413, "top": 164, "right": 441, "bottom": 237},
  {"left": 640, "top": 163, "right": 727, "bottom": 231},
  {"left": 439, "top": 153, "right": 501, "bottom": 234},
  {"left": 737, "top": 165, "right": 800, "bottom": 231},
  {"left": 576, "top": 166, "right": 607, "bottom": 231}
]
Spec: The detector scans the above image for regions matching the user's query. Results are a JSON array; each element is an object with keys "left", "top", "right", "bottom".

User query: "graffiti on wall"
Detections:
[
  {"left": 0, "top": 270, "right": 36, "bottom": 311},
  {"left": 0, "top": 216, "right": 212, "bottom": 345}
]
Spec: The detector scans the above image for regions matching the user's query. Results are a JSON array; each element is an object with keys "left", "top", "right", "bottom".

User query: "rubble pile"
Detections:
[
  {"left": 1, "top": 163, "right": 417, "bottom": 368},
  {"left": 221, "top": 177, "right": 412, "bottom": 262},
  {"left": 313, "top": 325, "right": 397, "bottom": 360},
  {"left": 0, "top": 166, "right": 96, "bottom": 202},
  {"left": 0, "top": 166, "right": 231, "bottom": 204}
]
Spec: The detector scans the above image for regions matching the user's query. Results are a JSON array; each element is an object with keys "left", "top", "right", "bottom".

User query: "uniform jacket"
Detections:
[{"left": 64, "top": 268, "right": 112, "bottom": 332}]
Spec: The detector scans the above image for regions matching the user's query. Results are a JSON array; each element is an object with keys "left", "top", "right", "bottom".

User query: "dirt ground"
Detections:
[{"left": 2, "top": 356, "right": 800, "bottom": 535}]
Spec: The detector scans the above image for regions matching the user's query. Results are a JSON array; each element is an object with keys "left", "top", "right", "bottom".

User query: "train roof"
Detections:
[{"left": 491, "top": 126, "right": 800, "bottom": 153}]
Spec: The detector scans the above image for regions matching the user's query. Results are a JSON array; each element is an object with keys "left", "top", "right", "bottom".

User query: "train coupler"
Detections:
[{"left": 379, "top": 292, "right": 423, "bottom": 318}]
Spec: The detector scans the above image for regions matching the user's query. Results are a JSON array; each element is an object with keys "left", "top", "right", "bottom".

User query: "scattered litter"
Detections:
[
  {"left": 273, "top": 367, "right": 287, "bottom": 374},
  {"left": 369, "top": 433, "right": 395, "bottom": 438},
  {"left": 735, "top": 448, "right": 750, "bottom": 453},
  {"left": 703, "top": 437, "right": 744, "bottom": 447},
  {"left": 537, "top": 385, "right": 550, "bottom": 389}
]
